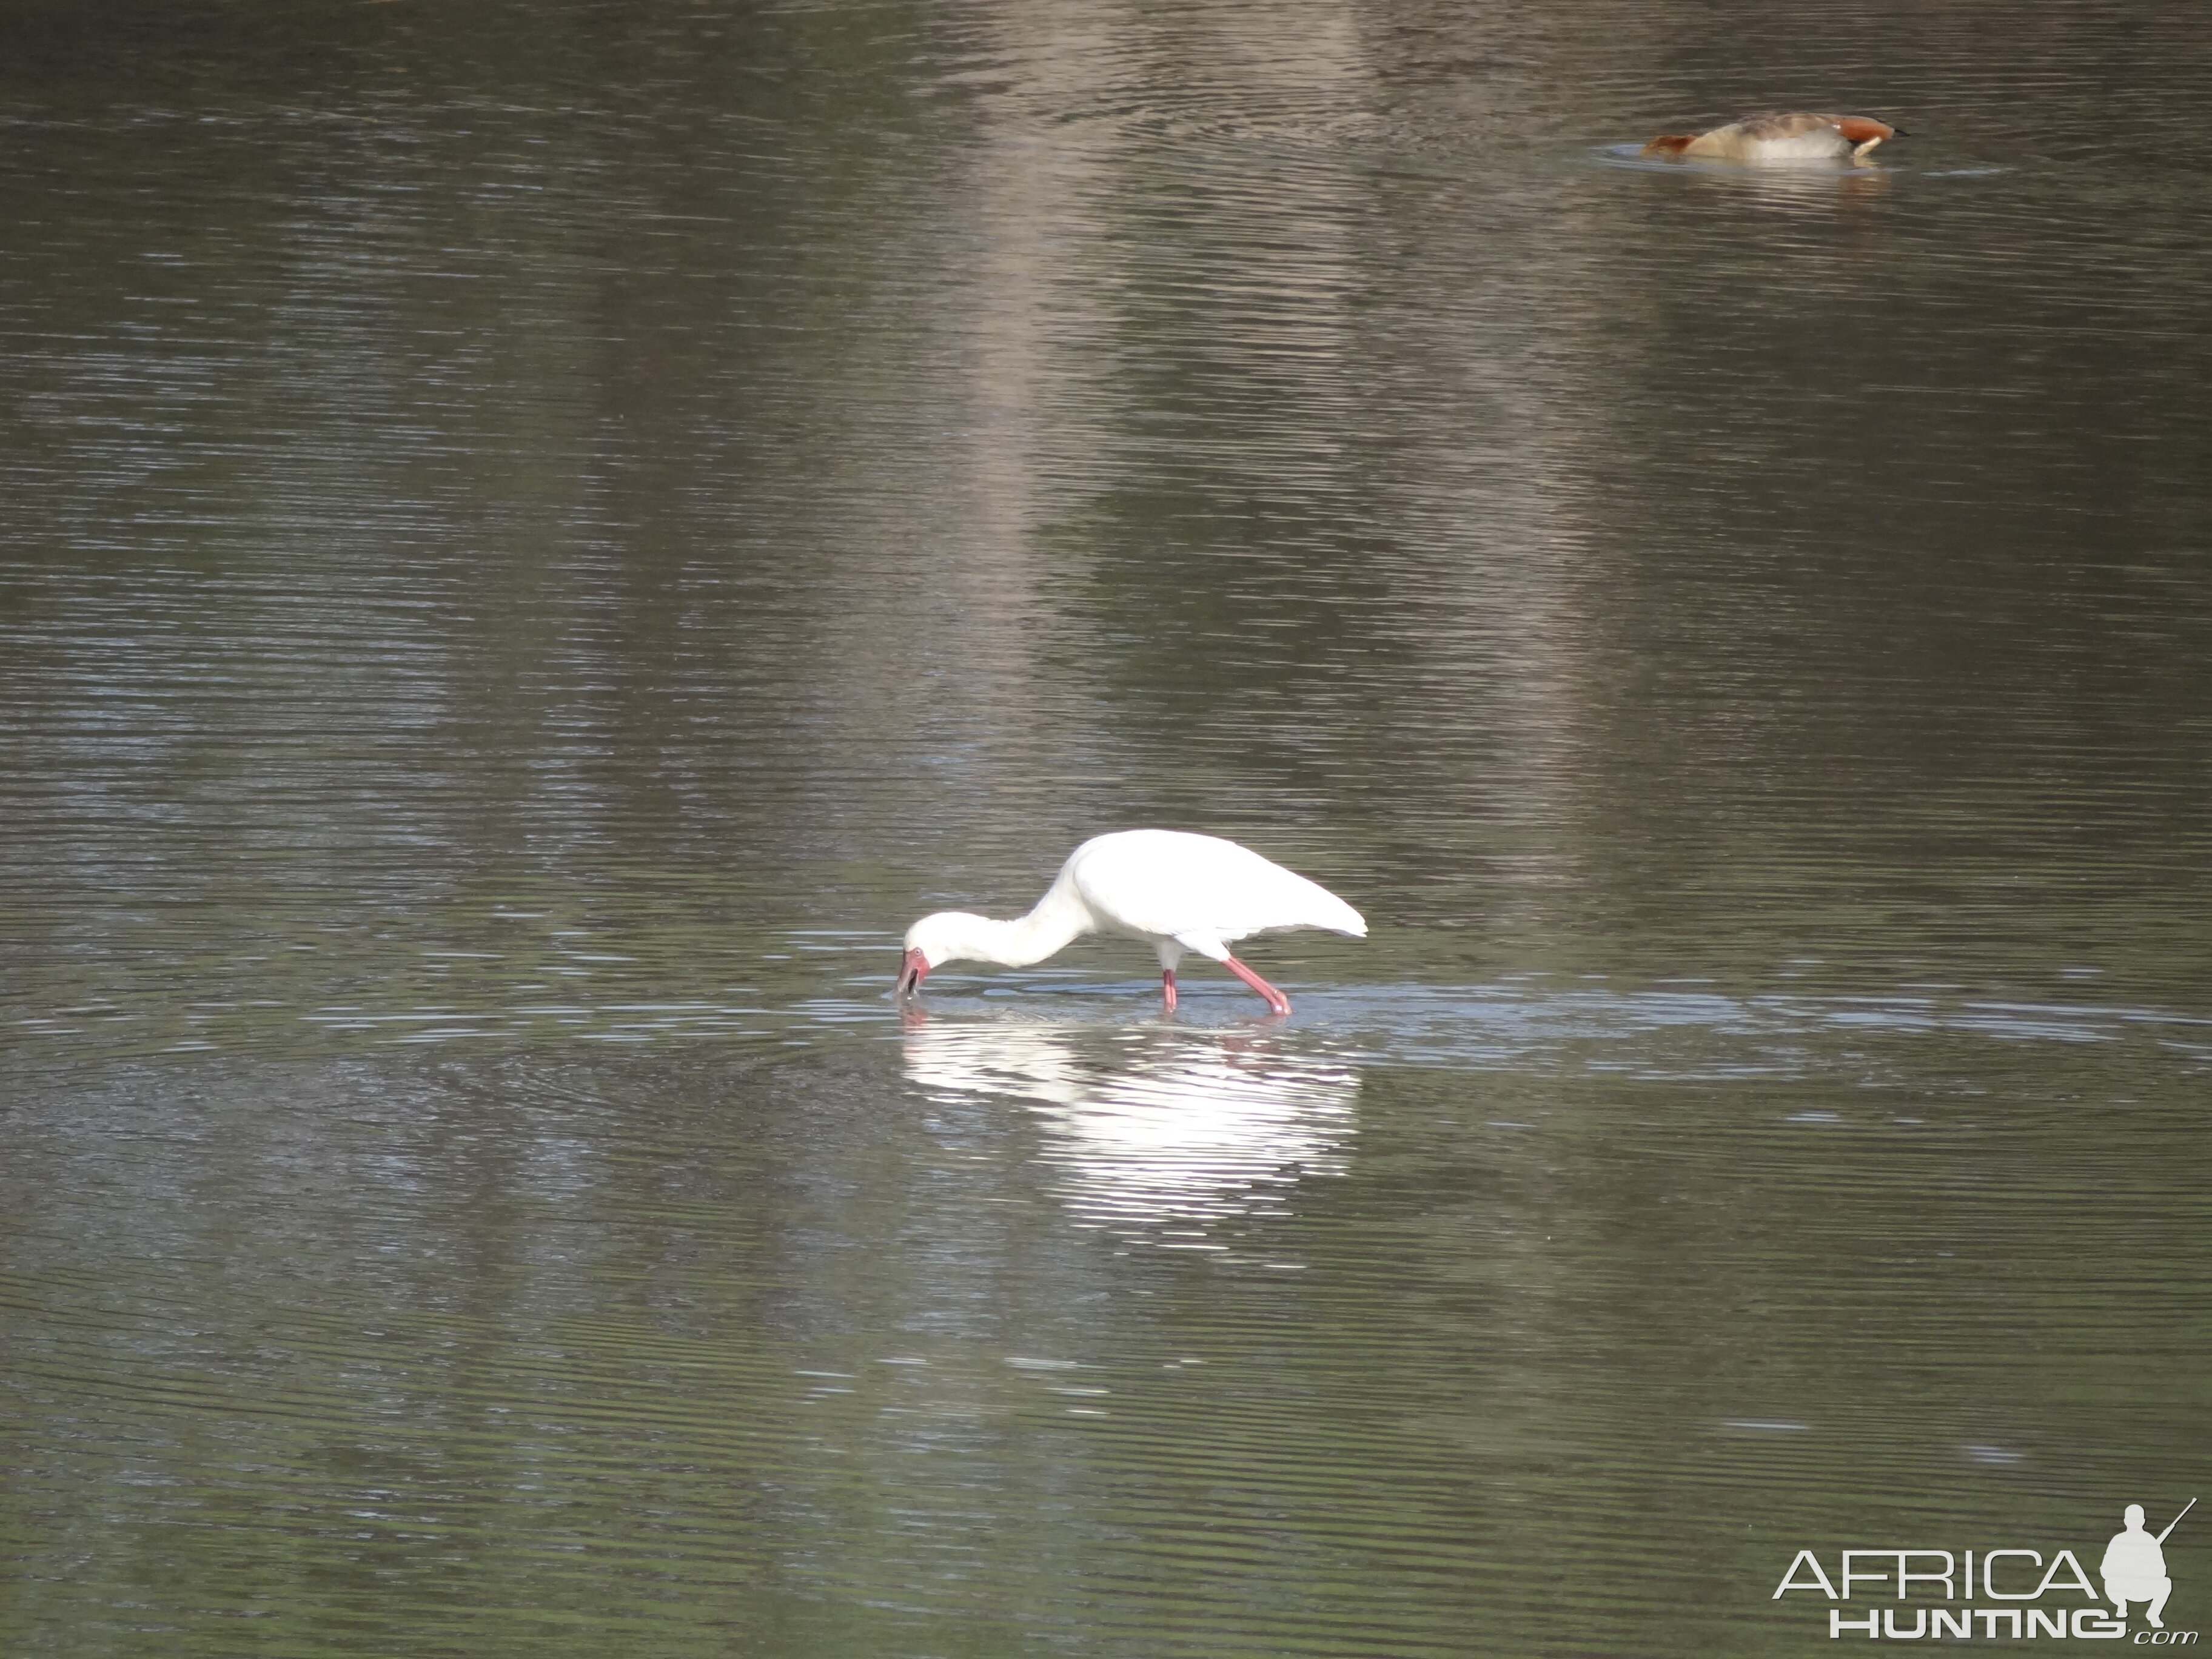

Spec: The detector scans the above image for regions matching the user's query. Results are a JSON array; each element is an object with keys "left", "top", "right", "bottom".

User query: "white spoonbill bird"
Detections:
[{"left": 896, "top": 830, "right": 1366, "bottom": 1016}]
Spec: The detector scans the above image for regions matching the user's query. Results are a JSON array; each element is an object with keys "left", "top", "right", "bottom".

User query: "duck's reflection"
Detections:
[
  {"left": 902, "top": 1011, "right": 1360, "bottom": 1238},
  {"left": 1713, "top": 163, "right": 1895, "bottom": 211},
  {"left": 1604, "top": 144, "right": 1895, "bottom": 210}
]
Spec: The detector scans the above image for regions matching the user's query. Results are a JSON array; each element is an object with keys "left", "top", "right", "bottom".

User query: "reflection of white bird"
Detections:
[
  {"left": 900, "top": 1014, "right": 1359, "bottom": 1233},
  {"left": 896, "top": 830, "right": 1366, "bottom": 1015}
]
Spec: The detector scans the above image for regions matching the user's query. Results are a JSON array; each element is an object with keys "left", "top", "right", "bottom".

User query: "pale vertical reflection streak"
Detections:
[
  {"left": 1364, "top": 161, "right": 1601, "bottom": 934},
  {"left": 892, "top": 0, "right": 1383, "bottom": 845},
  {"left": 774, "top": 4, "right": 1124, "bottom": 855}
]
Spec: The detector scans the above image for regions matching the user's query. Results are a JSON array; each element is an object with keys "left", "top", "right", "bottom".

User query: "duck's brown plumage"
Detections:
[{"left": 1643, "top": 111, "right": 1905, "bottom": 163}]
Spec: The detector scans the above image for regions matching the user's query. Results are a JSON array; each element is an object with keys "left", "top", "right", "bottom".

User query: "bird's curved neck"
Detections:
[{"left": 974, "top": 885, "right": 1090, "bottom": 967}]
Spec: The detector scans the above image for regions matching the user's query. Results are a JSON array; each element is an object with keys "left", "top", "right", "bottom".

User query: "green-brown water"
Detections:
[{"left": 5, "top": 1, "right": 2210, "bottom": 1654}]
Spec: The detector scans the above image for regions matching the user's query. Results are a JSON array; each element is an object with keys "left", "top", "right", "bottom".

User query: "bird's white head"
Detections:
[{"left": 896, "top": 910, "right": 997, "bottom": 996}]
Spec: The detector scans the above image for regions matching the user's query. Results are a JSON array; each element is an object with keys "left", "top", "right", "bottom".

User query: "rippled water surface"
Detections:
[{"left": 5, "top": 1, "right": 2210, "bottom": 1654}]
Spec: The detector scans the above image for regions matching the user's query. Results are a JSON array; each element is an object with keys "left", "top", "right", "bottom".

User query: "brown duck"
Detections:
[{"left": 1642, "top": 112, "right": 1906, "bottom": 164}]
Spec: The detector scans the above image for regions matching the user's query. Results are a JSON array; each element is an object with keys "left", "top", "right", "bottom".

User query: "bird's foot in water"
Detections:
[{"left": 1224, "top": 956, "right": 1292, "bottom": 1017}]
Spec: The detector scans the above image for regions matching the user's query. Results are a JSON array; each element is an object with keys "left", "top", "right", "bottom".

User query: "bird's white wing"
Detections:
[{"left": 1067, "top": 831, "right": 1364, "bottom": 956}]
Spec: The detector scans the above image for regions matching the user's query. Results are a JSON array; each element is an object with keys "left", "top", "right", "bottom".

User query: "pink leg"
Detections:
[
  {"left": 1161, "top": 967, "right": 1178, "bottom": 1012},
  {"left": 1222, "top": 956, "right": 1292, "bottom": 1016}
]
